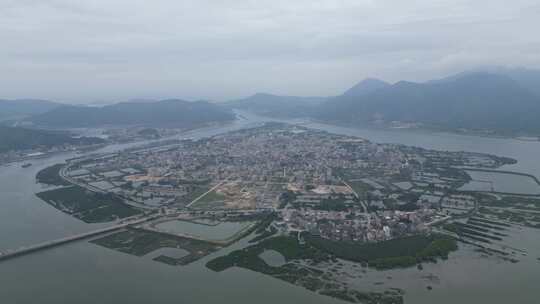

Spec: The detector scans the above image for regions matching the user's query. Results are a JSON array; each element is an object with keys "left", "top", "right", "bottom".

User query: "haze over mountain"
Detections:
[
  {"left": 83, "top": 98, "right": 160, "bottom": 107},
  {"left": 445, "top": 67, "right": 540, "bottom": 97},
  {"left": 29, "top": 99, "right": 235, "bottom": 128},
  {"left": 318, "top": 72, "right": 540, "bottom": 133},
  {"left": 226, "top": 93, "right": 327, "bottom": 118},
  {"left": 226, "top": 78, "right": 392, "bottom": 117},
  {"left": 228, "top": 68, "right": 540, "bottom": 134},
  {"left": 3, "top": 67, "right": 540, "bottom": 134},
  {"left": 0, "top": 125, "right": 104, "bottom": 153},
  {"left": 341, "top": 78, "right": 390, "bottom": 97},
  {"left": 0, "top": 99, "right": 62, "bottom": 120}
]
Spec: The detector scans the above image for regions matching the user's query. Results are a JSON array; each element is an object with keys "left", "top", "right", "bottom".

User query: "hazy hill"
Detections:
[
  {"left": 432, "top": 67, "right": 540, "bottom": 97},
  {"left": 342, "top": 78, "right": 390, "bottom": 97},
  {"left": 0, "top": 126, "right": 104, "bottom": 153},
  {"left": 474, "top": 67, "right": 540, "bottom": 97},
  {"left": 29, "top": 99, "right": 235, "bottom": 128},
  {"left": 0, "top": 99, "right": 62, "bottom": 120},
  {"left": 227, "top": 71, "right": 540, "bottom": 134},
  {"left": 226, "top": 79, "right": 390, "bottom": 117},
  {"left": 226, "top": 93, "right": 327, "bottom": 117},
  {"left": 317, "top": 73, "right": 540, "bottom": 133}
]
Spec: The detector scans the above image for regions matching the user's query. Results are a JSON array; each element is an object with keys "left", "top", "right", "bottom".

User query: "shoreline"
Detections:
[{"left": 244, "top": 112, "right": 540, "bottom": 142}]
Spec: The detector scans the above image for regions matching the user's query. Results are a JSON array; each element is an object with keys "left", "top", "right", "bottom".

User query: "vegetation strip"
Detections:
[
  {"left": 36, "top": 163, "right": 71, "bottom": 186},
  {"left": 304, "top": 233, "right": 457, "bottom": 270},
  {"left": 36, "top": 185, "right": 140, "bottom": 223},
  {"left": 206, "top": 235, "right": 404, "bottom": 303},
  {"left": 91, "top": 228, "right": 221, "bottom": 266}
]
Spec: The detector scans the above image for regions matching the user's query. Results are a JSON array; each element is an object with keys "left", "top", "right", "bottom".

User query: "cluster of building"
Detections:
[
  {"left": 64, "top": 122, "right": 511, "bottom": 244},
  {"left": 278, "top": 208, "right": 437, "bottom": 242}
]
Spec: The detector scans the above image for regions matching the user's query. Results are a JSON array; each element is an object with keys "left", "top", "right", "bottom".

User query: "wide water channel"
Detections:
[{"left": 1, "top": 112, "right": 540, "bottom": 304}]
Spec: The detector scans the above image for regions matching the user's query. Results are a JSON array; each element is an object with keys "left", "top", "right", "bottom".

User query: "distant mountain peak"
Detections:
[
  {"left": 318, "top": 70, "right": 540, "bottom": 133},
  {"left": 250, "top": 92, "right": 279, "bottom": 98},
  {"left": 393, "top": 80, "right": 417, "bottom": 87},
  {"left": 342, "top": 78, "right": 390, "bottom": 96}
]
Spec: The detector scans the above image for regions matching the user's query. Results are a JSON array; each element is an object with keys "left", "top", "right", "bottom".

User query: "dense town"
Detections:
[{"left": 60, "top": 122, "right": 514, "bottom": 244}]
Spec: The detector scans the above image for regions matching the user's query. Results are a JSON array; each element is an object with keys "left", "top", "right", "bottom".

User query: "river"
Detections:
[{"left": 1, "top": 112, "right": 539, "bottom": 304}]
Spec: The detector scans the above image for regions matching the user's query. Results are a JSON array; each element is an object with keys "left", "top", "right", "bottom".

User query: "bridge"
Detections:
[
  {"left": 1, "top": 160, "right": 271, "bottom": 263},
  {"left": 0, "top": 215, "right": 158, "bottom": 263},
  {"left": 0, "top": 207, "right": 269, "bottom": 263}
]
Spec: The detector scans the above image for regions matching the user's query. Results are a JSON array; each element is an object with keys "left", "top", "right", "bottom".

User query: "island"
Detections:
[{"left": 34, "top": 122, "right": 540, "bottom": 303}]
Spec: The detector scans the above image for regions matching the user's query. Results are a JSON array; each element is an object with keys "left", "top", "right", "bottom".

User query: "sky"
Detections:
[{"left": 1, "top": 0, "right": 540, "bottom": 103}]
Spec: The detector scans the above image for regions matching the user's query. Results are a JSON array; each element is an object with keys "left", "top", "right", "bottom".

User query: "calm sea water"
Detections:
[{"left": 1, "top": 113, "right": 540, "bottom": 304}]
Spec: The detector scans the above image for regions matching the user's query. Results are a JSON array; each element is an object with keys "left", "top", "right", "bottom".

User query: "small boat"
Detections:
[{"left": 21, "top": 163, "right": 32, "bottom": 168}]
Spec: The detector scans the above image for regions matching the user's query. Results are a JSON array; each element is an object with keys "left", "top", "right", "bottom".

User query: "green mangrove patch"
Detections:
[
  {"left": 36, "top": 163, "right": 70, "bottom": 186},
  {"left": 36, "top": 185, "right": 140, "bottom": 223},
  {"left": 91, "top": 228, "right": 222, "bottom": 265},
  {"left": 206, "top": 235, "right": 403, "bottom": 303},
  {"left": 305, "top": 233, "right": 457, "bottom": 270}
]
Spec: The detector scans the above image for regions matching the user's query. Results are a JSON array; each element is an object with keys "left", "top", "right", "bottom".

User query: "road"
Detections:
[
  {"left": 317, "top": 162, "right": 369, "bottom": 213},
  {"left": 340, "top": 178, "right": 369, "bottom": 213},
  {"left": 185, "top": 177, "right": 232, "bottom": 208},
  {"left": 5, "top": 163, "right": 260, "bottom": 263}
]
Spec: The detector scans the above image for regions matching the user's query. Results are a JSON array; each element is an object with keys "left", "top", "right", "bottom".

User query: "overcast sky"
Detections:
[{"left": 2, "top": 0, "right": 540, "bottom": 103}]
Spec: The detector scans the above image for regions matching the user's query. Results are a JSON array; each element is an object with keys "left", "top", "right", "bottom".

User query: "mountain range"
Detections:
[
  {"left": 0, "top": 99, "right": 62, "bottom": 120},
  {"left": 228, "top": 67, "right": 540, "bottom": 134},
  {"left": 2, "top": 67, "right": 540, "bottom": 135},
  {"left": 28, "top": 99, "right": 235, "bottom": 128},
  {"left": 317, "top": 73, "right": 540, "bottom": 133},
  {"left": 0, "top": 126, "right": 104, "bottom": 153},
  {"left": 0, "top": 99, "right": 234, "bottom": 154},
  {"left": 225, "top": 78, "right": 392, "bottom": 118}
]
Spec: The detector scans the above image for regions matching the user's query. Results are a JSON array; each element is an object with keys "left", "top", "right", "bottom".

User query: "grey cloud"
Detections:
[{"left": 1, "top": 0, "right": 539, "bottom": 102}]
